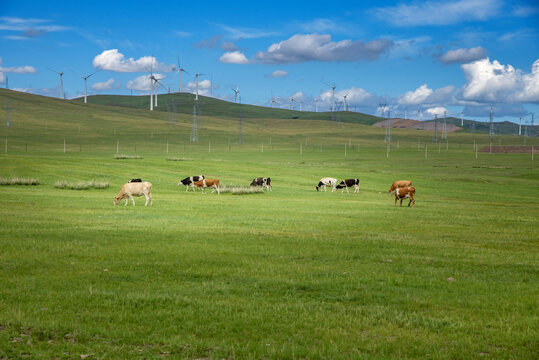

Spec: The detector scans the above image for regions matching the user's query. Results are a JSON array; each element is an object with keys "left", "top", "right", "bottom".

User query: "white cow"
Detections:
[
  {"left": 316, "top": 177, "right": 338, "bottom": 192},
  {"left": 114, "top": 182, "right": 153, "bottom": 206}
]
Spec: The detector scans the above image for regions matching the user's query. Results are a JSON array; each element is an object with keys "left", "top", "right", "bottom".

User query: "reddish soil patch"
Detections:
[
  {"left": 478, "top": 145, "right": 538, "bottom": 153},
  {"left": 372, "top": 118, "right": 461, "bottom": 132}
]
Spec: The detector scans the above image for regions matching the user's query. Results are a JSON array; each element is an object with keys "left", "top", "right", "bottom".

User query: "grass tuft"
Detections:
[
  {"left": 54, "top": 180, "right": 109, "bottom": 190},
  {"left": 0, "top": 177, "right": 40, "bottom": 185},
  {"left": 113, "top": 154, "right": 142, "bottom": 159},
  {"left": 220, "top": 184, "right": 265, "bottom": 195}
]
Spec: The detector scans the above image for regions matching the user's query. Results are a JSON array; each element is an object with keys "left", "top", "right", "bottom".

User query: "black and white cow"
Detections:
[
  {"left": 129, "top": 178, "right": 142, "bottom": 183},
  {"left": 316, "top": 177, "right": 337, "bottom": 192},
  {"left": 336, "top": 178, "right": 360, "bottom": 193},
  {"left": 250, "top": 177, "right": 272, "bottom": 191},
  {"left": 178, "top": 175, "right": 205, "bottom": 192}
]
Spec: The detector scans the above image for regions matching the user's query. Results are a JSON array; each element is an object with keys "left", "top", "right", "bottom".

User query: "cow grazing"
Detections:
[
  {"left": 129, "top": 178, "right": 142, "bottom": 183},
  {"left": 193, "top": 179, "right": 220, "bottom": 194},
  {"left": 316, "top": 177, "right": 337, "bottom": 192},
  {"left": 250, "top": 177, "right": 272, "bottom": 191},
  {"left": 388, "top": 180, "right": 412, "bottom": 193},
  {"left": 395, "top": 186, "right": 415, "bottom": 207},
  {"left": 114, "top": 182, "right": 153, "bottom": 206},
  {"left": 178, "top": 175, "right": 205, "bottom": 192},
  {"left": 336, "top": 178, "right": 360, "bottom": 193}
]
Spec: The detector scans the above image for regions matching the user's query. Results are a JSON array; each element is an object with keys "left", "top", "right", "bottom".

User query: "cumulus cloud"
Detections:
[
  {"left": 374, "top": 0, "right": 502, "bottom": 27},
  {"left": 425, "top": 107, "right": 448, "bottom": 116},
  {"left": 255, "top": 33, "right": 393, "bottom": 64},
  {"left": 219, "top": 51, "right": 250, "bottom": 64},
  {"left": 91, "top": 78, "right": 117, "bottom": 91},
  {"left": 398, "top": 84, "right": 455, "bottom": 106},
  {"left": 0, "top": 57, "right": 37, "bottom": 74},
  {"left": 93, "top": 49, "right": 174, "bottom": 73},
  {"left": 437, "top": 46, "right": 487, "bottom": 64},
  {"left": 0, "top": 72, "right": 4, "bottom": 84},
  {"left": 459, "top": 58, "right": 539, "bottom": 104},
  {"left": 183, "top": 79, "right": 214, "bottom": 96},
  {"left": 269, "top": 70, "right": 288, "bottom": 77},
  {"left": 126, "top": 74, "right": 163, "bottom": 91}
]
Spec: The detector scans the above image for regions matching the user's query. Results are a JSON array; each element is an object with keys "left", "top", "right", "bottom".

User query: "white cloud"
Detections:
[
  {"left": 255, "top": 33, "right": 393, "bottom": 64},
  {"left": 219, "top": 51, "right": 250, "bottom": 64},
  {"left": 512, "top": 5, "right": 539, "bottom": 17},
  {"left": 270, "top": 70, "right": 288, "bottom": 77},
  {"left": 0, "top": 57, "right": 37, "bottom": 74},
  {"left": 374, "top": 0, "right": 503, "bottom": 27},
  {"left": 183, "top": 79, "right": 214, "bottom": 96},
  {"left": 459, "top": 58, "right": 539, "bottom": 104},
  {"left": 93, "top": 49, "right": 174, "bottom": 73},
  {"left": 437, "top": 46, "right": 487, "bottom": 64},
  {"left": 91, "top": 78, "right": 117, "bottom": 91},
  {"left": 219, "top": 25, "right": 279, "bottom": 39},
  {"left": 300, "top": 19, "right": 341, "bottom": 33},
  {"left": 0, "top": 72, "right": 4, "bottom": 84},
  {"left": 426, "top": 107, "right": 448, "bottom": 116},
  {"left": 126, "top": 74, "right": 163, "bottom": 92},
  {"left": 398, "top": 84, "right": 455, "bottom": 106}
]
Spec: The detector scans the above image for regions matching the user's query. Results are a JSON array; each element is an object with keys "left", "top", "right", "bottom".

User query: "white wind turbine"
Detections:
[
  {"left": 322, "top": 80, "right": 336, "bottom": 112},
  {"left": 76, "top": 70, "right": 100, "bottom": 104},
  {"left": 315, "top": 97, "right": 319, "bottom": 112},
  {"left": 290, "top": 96, "right": 295, "bottom": 110},
  {"left": 342, "top": 92, "right": 350, "bottom": 112},
  {"left": 195, "top": 73, "right": 206, "bottom": 101},
  {"left": 153, "top": 75, "right": 167, "bottom": 108},
  {"left": 231, "top": 87, "right": 240, "bottom": 103},
  {"left": 48, "top": 67, "right": 66, "bottom": 99},
  {"left": 176, "top": 55, "right": 188, "bottom": 93}
]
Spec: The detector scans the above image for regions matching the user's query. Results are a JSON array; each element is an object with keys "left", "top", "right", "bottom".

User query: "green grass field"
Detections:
[{"left": 1, "top": 89, "right": 538, "bottom": 359}]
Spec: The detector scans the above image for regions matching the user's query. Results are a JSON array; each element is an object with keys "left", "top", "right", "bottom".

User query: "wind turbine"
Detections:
[
  {"left": 176, "top": 55, "right": 189, "bottom": 93},
  {"left": 270, "top": 97, "right": 278, "bottom": 108},
  {"left": 195, "top": 73, "right": 206, "bottom": 101},
  {"left": 322, "top": 81, "right": 336, "bottom": 112},
  {"left": 48, "top": 67, "right": 66, "bottom": 99},
  {"left": 231, "top": 87, "right": 240, "bottom": 103},
  {"left": 315, "top": 98, "right": 319, "bottom": 112},
  {"left": 342, "top": 92, "right": 350, "bottom": 112},
  {"left": 153, "top": 75, "right": 167, "bottom": 108},
  {"left": 76, "top": 70, "right": 99, "bottom": 104},
  {"left": 290, "top": 96, "right": 295, "bottom": 110}
]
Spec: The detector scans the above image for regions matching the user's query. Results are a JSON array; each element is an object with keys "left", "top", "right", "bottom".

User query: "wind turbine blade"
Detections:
[
  {"left": 47, "top": 67, "right": 60, "bottom": 75},
  {"left": 87, "top": 70, "right": 100, "bottom": 78},
  {"left": 321, "top": 80, "right": 331, "bottom": 87}
]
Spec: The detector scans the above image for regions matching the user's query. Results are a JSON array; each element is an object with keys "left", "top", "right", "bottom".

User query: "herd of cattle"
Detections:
[{"left": 113, "top": 176, "right": 415, "bottom": 208}]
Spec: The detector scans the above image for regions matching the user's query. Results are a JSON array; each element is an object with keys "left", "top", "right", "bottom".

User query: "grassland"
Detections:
[{"left": 0, "top": 89, "right": 538, "bottom": 359}]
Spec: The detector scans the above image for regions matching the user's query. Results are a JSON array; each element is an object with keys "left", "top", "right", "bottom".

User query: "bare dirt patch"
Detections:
[
  {"left": 372, "top": 118, "right": 461, "bottom": 132},
  {"left": 478, "top": 146, "right": 538, "bottom": 153}
]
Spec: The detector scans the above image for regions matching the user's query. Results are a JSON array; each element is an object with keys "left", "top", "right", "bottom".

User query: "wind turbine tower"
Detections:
[
  {"left": 176, "top": 55, "right": 188, "bottom": 93},
  {"left": 195, "top": 73, "right": 206, "bottom": 101},
  {"left": 315, "top": 98, "right": 319, "bottom": 112},
  {"left": 48, "top": 68, "right": 65, "bottom": 99},
  {"left": 232, "top": 87, "right": 240, "bottom": 103},
  {"left": 343, "top": 92, "right": 350, "bottom": 112},
  {"left": 461, "top": 111, "right": 464, "bottom": 127},
  {"left": 433, "top": 114, "right": 438, "bottom": 143},
  {"left": 290, "top": 97, "right": 295, "bottom": 111},
  {"left": 519, "top": 116, "right": 522, "bottom": 136},
  {"left": 79, "top": 71, "right": 98, "bottom": 104},
  {"left": 322, "top": 81, "right": 336, "bottom": 112}
]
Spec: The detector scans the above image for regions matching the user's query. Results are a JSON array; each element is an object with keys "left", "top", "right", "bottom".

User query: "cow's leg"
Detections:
[
  {"left": 331, "top": 186, "right": 335, "bottom": 192},
  {"left": 345, "top": 186, "right": 349, "bottom": 193},
  {"left": 210, "top": 186, "right": 216, "bottom": 194},
  {"left": 144, "top": 193, "right": 149, "bottom": 206},
  {"left": 124, "top": 198, "right": 129, "bottom": 206},
  {"left": 216, "top": 185, "right": 220, "bottom": 195},
  {"left": 354, "top": 185, "right": 359, "bottom": 193},
  {"left": 395, "top": 197, "right": 397, "bottom": 207},
  {"left": 400, "top": 198, "right": 403, "bottom": 207},
  {"left": 130, "top": 195, "right": 136, "bottom": 206}
]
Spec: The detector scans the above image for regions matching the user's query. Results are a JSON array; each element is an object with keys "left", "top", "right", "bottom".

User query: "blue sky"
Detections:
[{"left": 1, "top": 0, "right": 538, "bottom": 123}]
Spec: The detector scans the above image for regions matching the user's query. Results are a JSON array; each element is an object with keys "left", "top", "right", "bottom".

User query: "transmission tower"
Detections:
[
  {"left": 190, "top": 101, "right": 198, "bottom": 143},
  {"left": 441, "top": 111, "right": 447, "bottom": 140},
  {"left": 531, "top": 113, "right": 535, "bottom": 137},
  {"left": 432, "top": 114, "right": 438, "bottom": 143},
  {"left": 488, "top": 107, "right": 494, "bottom": 141},
  {"left": 379, "top": 103, "right": 391, "bottom": 142},
  {"left": 5, "top": 100, "right": 11, "bottom": 127},
  {"left": 237, "top": 110, "right": 243, "bottom": 144}
]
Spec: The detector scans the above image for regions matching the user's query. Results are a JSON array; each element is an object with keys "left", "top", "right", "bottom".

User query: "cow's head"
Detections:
[{"left": 113, "top": 195, "right": 121, "bottom": 206}]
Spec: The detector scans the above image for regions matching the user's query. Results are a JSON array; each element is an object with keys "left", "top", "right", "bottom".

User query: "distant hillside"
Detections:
[{"left": 72, "top": 92, "right": 382, "bottom": 125}]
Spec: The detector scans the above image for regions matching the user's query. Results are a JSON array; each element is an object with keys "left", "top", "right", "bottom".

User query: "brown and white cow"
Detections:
[
  {"left": 336, "top": 178, "right": 360, "bottom": 193},
  {"left": 388, "top": 180, "right": 412, "bottom": 193},
  {"left": 114, "top": 182, "right": 153, "bottom": 206},
  {"left": 250, "top": 177, "right": 272, "bottom": 191},
  {"left": 178, "top": 175, "right": 205, "bottom": 192},
  {"left": 394, "top": 186, "right": 415, "bottom": 207},
  {"left": 193, "top": 179, "right": 220, "bottom": 194}
]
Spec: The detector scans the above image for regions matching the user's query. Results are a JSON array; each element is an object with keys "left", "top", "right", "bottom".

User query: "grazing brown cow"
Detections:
[
  {"left": 114, "top": 182, "right": 152, "bottom": 206},
  {"left": 193, "top": 179, "right": 220, "bottom": 194},
  {"left": 395, "top": 186, "right": 415, "bottom": 207},
  {"left": 389, "top": 180, "right": 412, "bottom": 193}
]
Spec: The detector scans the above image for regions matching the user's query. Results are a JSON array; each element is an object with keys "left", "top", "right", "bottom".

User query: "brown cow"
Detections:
[
  {"left": 193, "top": 179, "right": 220, "bottom": 195},
  {"left": 114, "top": 182, "right": 152, "bottom": 206},
  {"left": 389, "top": 180, "right": 412, "bottom": 193},
  {"left": 395, "top": 186, "right": 415, "bottom": 207}
]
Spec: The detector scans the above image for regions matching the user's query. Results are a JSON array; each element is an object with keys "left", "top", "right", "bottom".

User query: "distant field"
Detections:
[{"left": 0, "top": 90, "right": 538, "bottom": 359}]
